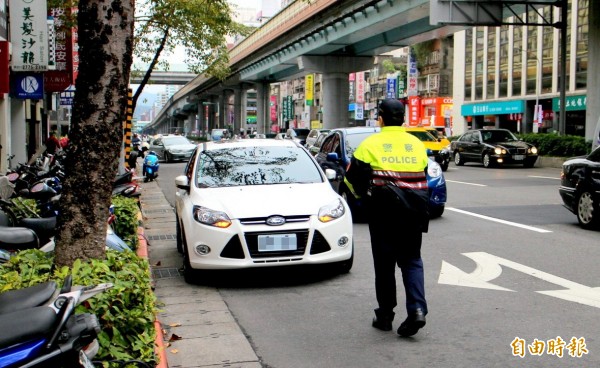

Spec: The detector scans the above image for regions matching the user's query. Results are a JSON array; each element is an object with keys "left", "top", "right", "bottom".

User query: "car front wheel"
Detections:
[
  {"left": 577, "top": 190, "right": 599, "bottom": 229},
  {"left": 454, "top": 151, "right": 464, "bottom": 166},
  {"left": 165, "top": 152, "right": 172, "bottom": 163},
  {"left": 335, "top": 243, "right": 354, "bottom": 274},
  {"left": 429, "top": 205, "right": 445, "bottom": 218},
  {"left": 175, "top": 214, "right": 183, "bottom": 254},
  {"left": 483, "top": 153, "right": 494, "bottom": 168}
]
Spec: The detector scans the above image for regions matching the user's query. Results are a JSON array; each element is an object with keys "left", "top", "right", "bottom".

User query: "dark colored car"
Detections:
[
  {"left": 450, "top": 128, "right": 538, "bottom": 168},
  {"left": 315, "top": 127, "right": 447, "bottom": 219},
  {"left": 149, "top": 135, "right": 196, "bottom": 162},
  {"left": 285, "top": 128, "right": 311, "bottom": 146},
  {"left": 558, "top": 146, "right": 600, "bottom": 230}
]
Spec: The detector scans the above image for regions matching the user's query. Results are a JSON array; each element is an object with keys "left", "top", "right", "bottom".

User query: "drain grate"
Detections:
[
  {"left": 147, "top": 234, "right": 177, "bottom": 241},
  {"left": 153, "top": 267, "right": 183, "bottom": 279},
  {"left": 144, "top": 209, "right": 174, "bottom": 214}
]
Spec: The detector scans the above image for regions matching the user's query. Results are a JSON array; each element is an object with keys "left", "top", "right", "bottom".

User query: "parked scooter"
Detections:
[
  {"left": 0, "top": 276, "right": 113, "bottom": 367},
  {"left": 142, "top": 151, "right": 159, "bottom": 183}
]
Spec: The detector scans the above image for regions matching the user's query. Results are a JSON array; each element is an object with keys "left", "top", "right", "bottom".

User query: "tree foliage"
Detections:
[{"left": 132, "top": 0, "right": 251, "bottom": 109}]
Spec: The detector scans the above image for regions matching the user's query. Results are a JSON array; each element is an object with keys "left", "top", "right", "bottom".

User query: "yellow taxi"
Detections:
[{"left": 404, "top": 127, "right": 450, "bottom": 171}]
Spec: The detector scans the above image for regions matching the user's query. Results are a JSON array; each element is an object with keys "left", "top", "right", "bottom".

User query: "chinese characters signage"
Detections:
[
  {"left": 305, "top": 74, "right": 314, "bottom": 106},
  {"left": 356, "top": 72, "right": 365, "bottom": 104},
  {"left": 45, "top": 6, "right": 79, "bottom": 91},
  {"left": 9, "top": 0, "right": 48, "bottom": 71},
  {"left": 552, "top": 95, "right": 586, "bottom": 112}
]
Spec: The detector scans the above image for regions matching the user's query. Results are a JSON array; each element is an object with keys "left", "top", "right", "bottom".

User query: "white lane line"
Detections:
[
  {"left": 447, "top": 207, "right": 552, "bottom": 233},
  {"left": 528, "top": 175, "right": 560, "bottom": 180},
  {"left": 446, "top": 180, "right": 487, "bottom": 187}
]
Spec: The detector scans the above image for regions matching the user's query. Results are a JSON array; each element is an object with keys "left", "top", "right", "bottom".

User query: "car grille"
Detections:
[
  {"left": 245, "top": 229, "right": 309, "bottom": 258},
  {"left": 239, "top": 215, "right": 310, "bottom": 225},
  {"left": 508, "top": 147, "right": 527, "bottom": 154}
]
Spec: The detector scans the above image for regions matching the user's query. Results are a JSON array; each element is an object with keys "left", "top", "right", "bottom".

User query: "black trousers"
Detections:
[{"left": 368, "top": 218, "right": 428, "bottom": 317}]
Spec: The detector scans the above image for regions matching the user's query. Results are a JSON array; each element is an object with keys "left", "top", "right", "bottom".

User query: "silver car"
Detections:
[{"left": 149, "top": 135, "right": 196, "bottom": 162}]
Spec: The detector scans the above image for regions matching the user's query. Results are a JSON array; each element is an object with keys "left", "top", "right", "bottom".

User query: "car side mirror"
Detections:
[
  {"left": 324, "top": 168, "right": 337, "bottom": 180},
  {"left": 175, "top": 175, "right": 190, "bottom": 191},
  {"left": 326, "top": 152, "right": 339, "bottom": 162}
]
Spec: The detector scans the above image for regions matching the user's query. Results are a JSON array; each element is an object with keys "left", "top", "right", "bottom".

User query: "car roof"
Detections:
[
  {"left": 330, "top": 126, "right": 381, "bottom": 135},
  {"left": 201, "top": 138, "right": 301, "bottom": 151}
]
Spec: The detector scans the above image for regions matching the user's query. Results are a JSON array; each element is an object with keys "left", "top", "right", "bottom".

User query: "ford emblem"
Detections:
[{"left": 266, "top": 216, "right": 286, "bottom": 226}]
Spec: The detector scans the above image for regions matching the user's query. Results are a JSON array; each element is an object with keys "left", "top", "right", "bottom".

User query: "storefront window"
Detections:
[
  {"left": 499, "top": 25, "right": 509, "bottom": 98},
  {"left": 487, "top": 27, "right": 496, "bottom": 100},
  {"left": 526, "top": 15, "right": 538, "bottom": 95},
  {"left": 576, "top": 0, "right": 588, "bottom": 90},
  {"left": 541, "top": 6, "right": 553, "bottom": 94},
  {"left": 465, "top": 28, "right": 473, "bottom": 101},
  {"left": 475, "top": 27, "right": 484, "bottom": 100},
  {"left": 512, "top": 24, "right": 523, "bottom": 96}
]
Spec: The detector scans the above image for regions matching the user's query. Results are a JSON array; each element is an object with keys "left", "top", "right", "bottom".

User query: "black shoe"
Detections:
[
  {"left": 397, "top": 309, "right": 426, "bottom": 337},
  {"left": 372, "top": 309, "right": 394, "bottom": 331}
]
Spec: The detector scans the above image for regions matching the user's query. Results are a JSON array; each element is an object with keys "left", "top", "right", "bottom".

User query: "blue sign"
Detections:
[
  {"left": 461, "top": 100, "right": 525, "bottom": 116},
  {"left": 12, "top": 73, "right": 44, "bottom": 99},
  {"left": 386, "top": 77, "right": 397, "bottom": 98}
]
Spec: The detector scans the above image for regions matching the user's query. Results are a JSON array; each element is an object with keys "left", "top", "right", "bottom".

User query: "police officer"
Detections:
[{"left": 346, "top": 98, "right": 429, "bottom": 337}]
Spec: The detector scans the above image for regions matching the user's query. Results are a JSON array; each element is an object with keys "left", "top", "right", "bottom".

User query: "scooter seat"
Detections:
[
  {"left": 0, "top": 282, "right": 57, "bottom": 314},
  {"left": 0, "top": 227, "right": 39, "bottom": 250},
  {"left": 0, "top": 306, "right": 57, "bottom": 348},
  {"left": 19, "top": 217, "right": 57, "bottom": 242}
]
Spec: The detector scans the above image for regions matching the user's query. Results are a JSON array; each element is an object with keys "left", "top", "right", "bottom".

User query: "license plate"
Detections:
[
  {"left": 513, "top": 154, "right": 524, "bottom": 161},
  {"left": 79, "top": 350, "right": 95, "bottom": 368},
  {"left": 258, "top": 234, "right": 297, "bottom": 252}
]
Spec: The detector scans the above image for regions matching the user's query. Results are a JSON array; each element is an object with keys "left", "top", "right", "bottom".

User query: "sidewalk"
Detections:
[{"left": 138, "top": 179, "right": 262, "bottom": 368}]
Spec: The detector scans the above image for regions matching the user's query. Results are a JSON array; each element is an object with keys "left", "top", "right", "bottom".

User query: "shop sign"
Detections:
[
  {"left": 45, "top": 6, "right": 78, "bottom": 92},
  {"left": 552, "top": 95, "right": 586, "bottom": 112},
  {"left": 12, "top": 72, "right": 43, "bottom": 99},
  {"left": 0, "top": 41, "right": 9, "bottom": 94},
  {"left": 305, "top": 74, "right": 314, "bottom": 106},
  {"left": 356, "top": 72, "right": 365, "bottom": 104},
  {"left": 461, "top": 100, "right": 525, "bottom": 116},
  {"left": 9, "top": 0, "right": 49, "bottom": 71},
  {"left": 355, "top": 103, "right": 364, "bottom": 120},
  {"left": 386, "top": 76, "right": 397, "bottom": 98}
]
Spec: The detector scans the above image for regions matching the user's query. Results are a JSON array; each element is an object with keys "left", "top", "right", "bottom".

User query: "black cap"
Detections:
[{"left": 378, "top": 98, "right": 405, "bottom": 126}]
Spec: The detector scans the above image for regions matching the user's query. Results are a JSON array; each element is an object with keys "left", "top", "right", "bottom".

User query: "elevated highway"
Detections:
[
  {"left": 146, "top": 0, "right": 592, "bottom": 139},
  {"left": 130, "top": 71, "right": 196, "bottom": 85}
]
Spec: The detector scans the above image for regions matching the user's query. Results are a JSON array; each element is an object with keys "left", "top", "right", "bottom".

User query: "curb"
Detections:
[{"left": 137, "top": 226, "right": 169, "bottom": 368}]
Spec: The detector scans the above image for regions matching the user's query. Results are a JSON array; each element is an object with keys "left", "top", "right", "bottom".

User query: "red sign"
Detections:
[
  {"left": 44, "top": 6, "right": 78, "bottom": 92},
  {"left": 0, "top": 41, "right": 9, "bottom": 94}
]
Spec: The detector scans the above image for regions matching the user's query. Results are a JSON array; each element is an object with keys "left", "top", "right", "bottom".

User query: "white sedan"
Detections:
[{"left": 174, "top": 139, "right": 354, "bottom": 283}]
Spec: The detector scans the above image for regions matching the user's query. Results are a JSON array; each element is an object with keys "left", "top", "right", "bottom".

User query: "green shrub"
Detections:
[
  {"left": 111, "top": 196, "right": 140, "bottom": 250},
  {"left": 0, "top": 250, "right": 158, "bottom": 368}
]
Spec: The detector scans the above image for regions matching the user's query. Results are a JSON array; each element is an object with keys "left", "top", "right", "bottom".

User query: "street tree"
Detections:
[
  {"left": 54, "top": 0, "right": 135, "bottom": 267},
  {"left": 132, "top": 0, "right": 250, "bottom": 111}
]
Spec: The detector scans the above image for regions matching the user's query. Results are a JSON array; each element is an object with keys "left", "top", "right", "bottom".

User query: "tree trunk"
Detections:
[{"left": 54, "top": 0, "right": 135, "bottom": 268}]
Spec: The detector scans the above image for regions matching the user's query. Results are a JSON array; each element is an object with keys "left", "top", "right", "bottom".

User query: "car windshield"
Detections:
[
  {"left": 196, "top": 146, "right": 323, "bottom": 187},
  {"left": 164, "top": 136, "right": 192, "bottom": 146},
  {"left": 481, "top": 130, "right": 517, "bottom": 142},
  {"left": 407, "top": 131, "right": 438, "bottom": 142}
]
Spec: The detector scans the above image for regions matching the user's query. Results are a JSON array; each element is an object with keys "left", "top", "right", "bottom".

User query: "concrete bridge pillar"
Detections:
[
  {"left": 218, "top": 91, "right": 226, "bottom": 129},
  {"left": 297, "top": 56, "right": 373, "bottom": 129},
  {"left": 233, "top": 88, "right": 243, "bottom": 136},
  {"left": 256, "top": 82, "right": 270, "bottom": 134}
]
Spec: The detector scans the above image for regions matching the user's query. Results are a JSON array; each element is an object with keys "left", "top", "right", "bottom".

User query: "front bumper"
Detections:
[{"left": 184, "top": 213, "right": 353, "bottom": 270}]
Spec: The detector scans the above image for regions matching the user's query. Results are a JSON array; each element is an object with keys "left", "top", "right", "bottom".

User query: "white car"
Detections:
[{"left": 174, "top": 139, "right": 354, "bottom": 283}]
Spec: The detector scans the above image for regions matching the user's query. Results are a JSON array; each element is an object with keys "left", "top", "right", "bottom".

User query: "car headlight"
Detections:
[
  {"left": 494, "top": 147, "right": 507, "bottom": 155},
  {"left": 193, "top": 205, "right": 231, "bottom": 228},
  {"left": 318, "top": 199, "right": 346, "bottom": 223},
  {"left": 427, "top": 160, "right": 442, "bottom": 178},
  {"left": 529, "top": 147, "right": 538, "bottom": 154}
]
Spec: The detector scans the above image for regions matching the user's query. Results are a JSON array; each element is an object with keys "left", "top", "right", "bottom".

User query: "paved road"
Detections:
[{"left": 150, "top": 161, "right": 600, "bottom": 368}]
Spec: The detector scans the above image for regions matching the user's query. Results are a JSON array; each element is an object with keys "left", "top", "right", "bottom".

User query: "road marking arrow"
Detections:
[{"left": 439, "top": 252, "right": 600, "bottom": 309}]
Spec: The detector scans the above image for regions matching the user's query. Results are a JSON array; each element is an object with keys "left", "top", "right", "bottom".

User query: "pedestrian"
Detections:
[
  {"left": 345, "top": 98, "right": 430, "bottom": 337},
  {"left": 45, "top": 131, "right": 61, "bottom": 155}
]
